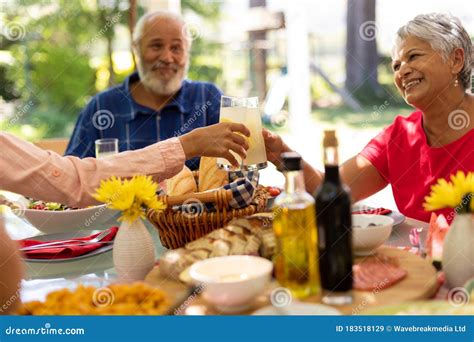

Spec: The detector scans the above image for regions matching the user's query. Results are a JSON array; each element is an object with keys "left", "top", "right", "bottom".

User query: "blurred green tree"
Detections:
[
  {"left": 2, "top": 0, "right": 133, "bottom": 138},
  {"left": 182, "top": 0, "right": 223, "bottom": 85}
]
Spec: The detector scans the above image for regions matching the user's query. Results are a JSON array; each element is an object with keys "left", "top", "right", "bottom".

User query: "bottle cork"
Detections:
[{"left": 323, "top": 130, "right": 338, "bottom": 148}]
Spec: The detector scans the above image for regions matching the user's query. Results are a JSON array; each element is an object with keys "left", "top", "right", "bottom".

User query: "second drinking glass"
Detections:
[{"left": 217, "top": 96, "right": 267, "bottom": 171}]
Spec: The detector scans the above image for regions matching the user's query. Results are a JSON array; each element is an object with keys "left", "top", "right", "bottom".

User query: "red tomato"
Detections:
[{"left": 268, "top": 187, "right": 281, "bottom": 197}]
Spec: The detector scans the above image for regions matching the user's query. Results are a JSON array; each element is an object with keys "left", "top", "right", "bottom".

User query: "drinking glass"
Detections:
[
  {"left": 217, "top": 96, "right": 267, "bottom": 171},
  {"left": 95, "top": 138, "right": 118, "bottom": 159}
]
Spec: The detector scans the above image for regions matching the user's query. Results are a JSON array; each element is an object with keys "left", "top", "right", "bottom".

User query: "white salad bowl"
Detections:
[
  {"left": 352, "top": 214, "right": 394, "bottom": 256},
  {"left": 189, "top": 255, "right": 273, "bottom": 313}
]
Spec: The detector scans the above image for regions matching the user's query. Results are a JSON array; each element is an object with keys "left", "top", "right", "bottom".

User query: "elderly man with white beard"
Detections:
[{"left": 66, "top": 11, "right": 223, "bottom": 170}]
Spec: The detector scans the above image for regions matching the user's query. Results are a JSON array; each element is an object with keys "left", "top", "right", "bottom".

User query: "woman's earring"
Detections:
[{"left": 454, "top": 78, "right": 459, "bottom": 87}]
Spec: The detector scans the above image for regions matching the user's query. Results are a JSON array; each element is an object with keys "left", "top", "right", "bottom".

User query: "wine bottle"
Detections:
[{"left": 314, "top": 130, "right": 353, "bottom": 305}]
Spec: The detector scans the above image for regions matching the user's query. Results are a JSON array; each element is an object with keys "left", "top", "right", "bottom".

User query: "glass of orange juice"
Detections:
[{"left": 217, "top": 96, "right": 267, "bottom": 171}]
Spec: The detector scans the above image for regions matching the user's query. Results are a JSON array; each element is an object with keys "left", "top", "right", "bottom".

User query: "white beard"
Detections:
[{"left": 136, "top": 58, "right": 188, "bottom": 96}]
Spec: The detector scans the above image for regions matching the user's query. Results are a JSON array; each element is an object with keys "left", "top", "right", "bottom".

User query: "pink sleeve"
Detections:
[
  {"left": 0, "top": 133, "right": 185, "bottom": 208},
  {"left": 359, "top": 125, "right": 392, "bottom": 183}
]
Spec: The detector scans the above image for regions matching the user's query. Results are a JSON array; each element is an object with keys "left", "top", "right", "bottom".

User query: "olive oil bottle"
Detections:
[{"left": 272, "top": 152, "right": 320, "bottom": 298}]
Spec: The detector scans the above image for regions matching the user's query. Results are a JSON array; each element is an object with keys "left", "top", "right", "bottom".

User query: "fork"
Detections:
[{"left": 20, "top": 230, "right": 111, "bottom": 252}]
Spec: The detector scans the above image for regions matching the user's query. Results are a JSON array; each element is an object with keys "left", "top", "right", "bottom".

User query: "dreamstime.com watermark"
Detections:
[
  {"left": 270, "top": 287, "right": 293, "bottom": 308},
  {"left": 92, "top": 109, "right": 115, "bottom": 131},
  {"left": 352, "top": 278, "right": 390, "bottom": 314},
  {"left": 92, "top": 287, "right": 115, "bottom": 307},
  {"left": 2, "top": 21, "right": 26, "bottom": 41},
  {"left": 361, "top": 100, "right": 390, "bottom": 129},
  {"left": 174, "top": 284, "right": 205, "bottom": 315},
  {"left": 182, "top": 21, "right": 202, "bottom": 42},
  {"left": 84, "top": 204, "right": 110, "bottom": 228},
  {"left": 84, "top": 12, "right": 122, "bottom": 50},
  {"left": 181, "top": 197, "right": 205, "bottom": 219},
  {"left": 0, "top": 286, "right": 20, "bottom": 314},
  {"left": 447, "top": 287, "right": 470, "bottom": 308},
  {"left": 359, "top": 21, "right": 378, "bottom": 42},
  {"left": 5, "top": 100, "right": 34, "bottom": 130},
  {"left": 446, "top": 192, "right": 473, "bottom": 222},
  {"left": 4, "top": 323, "right": 85, "bottom": 336},
  {"left": 173, "top": 101, "right": 212, "bottom": 137},
  {"left": 448, "top": 109, "right": 470, "bottom": 131}
]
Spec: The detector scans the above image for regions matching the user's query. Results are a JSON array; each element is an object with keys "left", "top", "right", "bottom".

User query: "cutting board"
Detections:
[{"left": 145, "top": 246, "right": 439, "bottom": 315}]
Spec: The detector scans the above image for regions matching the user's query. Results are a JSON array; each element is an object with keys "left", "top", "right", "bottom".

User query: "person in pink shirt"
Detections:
[
  {"left": 0, "top": 122, "right": 250, "bottom": 208},
  {"left": 0, "top": 122, "right": 249, "bottom": 314},
  {"left": 263, "top": 13, "right": 473, "bottom": 223}
]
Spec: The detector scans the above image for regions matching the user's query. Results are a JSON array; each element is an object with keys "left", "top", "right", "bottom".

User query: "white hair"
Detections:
[
  {"left": 394, "top": 13, "right": 473, "bottom": 90},
  {"left": 132, "top": 11, "right": 192, "bottom": 50}
]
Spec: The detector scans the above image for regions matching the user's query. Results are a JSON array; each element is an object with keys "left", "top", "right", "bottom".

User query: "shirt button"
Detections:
[{"left": 52, "top": 170, "right": 61, "bottom": 177}]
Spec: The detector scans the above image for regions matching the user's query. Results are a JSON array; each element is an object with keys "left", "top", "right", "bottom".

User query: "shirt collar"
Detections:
[{"left": 123, "top": 72, "right": 192, "bottom": 121}]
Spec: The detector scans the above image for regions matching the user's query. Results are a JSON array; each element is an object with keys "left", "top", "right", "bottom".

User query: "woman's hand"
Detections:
[
  {"left": 262, "top": 128, "right": 290, "bottom": 169},
  {"left": 179, "top": 123, "right": 250, "bottom": 167}
]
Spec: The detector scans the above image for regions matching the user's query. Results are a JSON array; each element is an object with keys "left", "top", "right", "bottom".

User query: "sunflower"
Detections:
[
  {"left": 94, "top": 175, "right": 166, "bottom": 222},
  {"left": 424, "top": 171, "right": 474, "bottom": 213}
]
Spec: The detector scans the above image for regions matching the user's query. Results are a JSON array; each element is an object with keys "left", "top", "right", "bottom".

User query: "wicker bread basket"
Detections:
[{"left": 147, "top": 172, "right": 268, "bottom": 249}]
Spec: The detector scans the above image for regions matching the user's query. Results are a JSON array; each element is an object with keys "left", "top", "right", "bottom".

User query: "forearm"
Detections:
[
  {"left": 269, "top": 141, "right": 324, "bottom": 194},
  {"left": 0, "top": 133, "right": 185, "bottom": 208},
  {"left": 302, "top": 159, "right": 324, "bottom": 194}
]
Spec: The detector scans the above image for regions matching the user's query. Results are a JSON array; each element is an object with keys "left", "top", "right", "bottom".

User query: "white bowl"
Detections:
[
  {"left": 189, "top": 255, "right": 273, "bottom": 313},
  {"left": 352, "top": 214, "right": 394, "bottom": 256},
  {"left": 22, "top": 205, "right": 119, "bottom": 234}
]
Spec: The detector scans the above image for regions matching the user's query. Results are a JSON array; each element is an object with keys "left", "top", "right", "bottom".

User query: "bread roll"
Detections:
[
  {"left": 166, "top": 166, "right": 197, "bottom": 196},
  {"left": 198, "top": 157, "right": 228, "bottom": 192}
]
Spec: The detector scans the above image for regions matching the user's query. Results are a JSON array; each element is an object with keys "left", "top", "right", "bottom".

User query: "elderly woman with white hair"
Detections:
[{"left": 264, "top": 13, "right": 473, "bottom": 223}]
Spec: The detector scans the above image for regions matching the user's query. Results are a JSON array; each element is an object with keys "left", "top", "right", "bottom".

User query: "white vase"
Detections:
[
  {"left": 113, "top": 218, "right": 156, "bottom": 282},
  {"left": 442, "top": 213, "right": 474, "bottom": 288}
]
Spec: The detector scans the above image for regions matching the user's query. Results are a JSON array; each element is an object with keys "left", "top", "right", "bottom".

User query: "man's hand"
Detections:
[{"left": 179, "top": 123, "right": 250, "bottom": 167}]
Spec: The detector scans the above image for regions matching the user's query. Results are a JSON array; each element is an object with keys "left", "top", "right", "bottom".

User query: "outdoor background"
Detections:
[{"left": 1, "top": 0, "right": 473, "bottom": 208}]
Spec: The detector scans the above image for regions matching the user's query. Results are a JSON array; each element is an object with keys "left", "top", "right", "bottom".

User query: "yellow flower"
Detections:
[
  {"left": 93, "top": 175, "right": 166, "bottom": 223},
  {"left": 424, "top": 171, "right": 474, "bottom": 212}
]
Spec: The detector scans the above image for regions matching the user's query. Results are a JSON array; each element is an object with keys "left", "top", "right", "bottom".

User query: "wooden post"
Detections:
[
  {"left": 285, "top": 3, "right": 311, "bottom": 132},
  {"left": 249, "top": 0, "right": 267, "bottom": 100}
]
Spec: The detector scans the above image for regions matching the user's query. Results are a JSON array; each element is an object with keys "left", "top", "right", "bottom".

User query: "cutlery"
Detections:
[
  {"left": 417, "top": 227, "right": 427, "bottom": 258},
  {"left": 20, "top": 240, "right": 114, "bottom": 251},
  {"left": 19, "top": 230, "right": 111, "bottom": 252}
]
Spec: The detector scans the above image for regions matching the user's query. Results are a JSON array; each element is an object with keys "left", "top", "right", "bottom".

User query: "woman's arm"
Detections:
[
  {"left": 0, "top": 123, "right": 250, "bottom": 208},
  {"left": 263, "top": 129, "right": 388, "bottom": 200}
]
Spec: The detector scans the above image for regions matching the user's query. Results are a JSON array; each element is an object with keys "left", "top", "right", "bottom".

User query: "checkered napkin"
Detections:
[{"left": 174, "top": 170, "right": 260, "bottom": 214}]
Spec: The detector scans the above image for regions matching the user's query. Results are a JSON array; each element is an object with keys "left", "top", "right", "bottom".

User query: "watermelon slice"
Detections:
[{"left": 425, "top": 213, "right": 450, "bottom": 269}]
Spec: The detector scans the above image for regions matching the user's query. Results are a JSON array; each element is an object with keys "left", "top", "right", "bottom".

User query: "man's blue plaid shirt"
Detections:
[{"left": 65, "top": 72, "right": 222, "bottom": 170}]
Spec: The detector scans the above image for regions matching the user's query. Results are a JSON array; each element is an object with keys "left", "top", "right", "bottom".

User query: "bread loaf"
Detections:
[
  {"left": 159, "top": 213, "right": 274, "bottom": 281},
  {"left": 166, "top": 166, "right": 197, "bottom": 196},
  {"left": 198, "top": 157, "right": 228, "bottom": 192}
]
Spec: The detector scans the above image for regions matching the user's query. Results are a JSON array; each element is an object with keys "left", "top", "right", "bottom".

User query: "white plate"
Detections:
[
  {"left": 388, "top": 210, "right": 406, "bottom": 226},
  {"left": 23, "top": 230, "right": 114, "bottom": 279},
  {"left": 252, "top": 302, "right": 341, "bottom": 315}
]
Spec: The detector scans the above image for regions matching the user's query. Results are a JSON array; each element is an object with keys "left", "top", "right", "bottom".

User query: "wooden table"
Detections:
[{"left": 146, "top": 244, "right": 438, "bottom": 315}]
